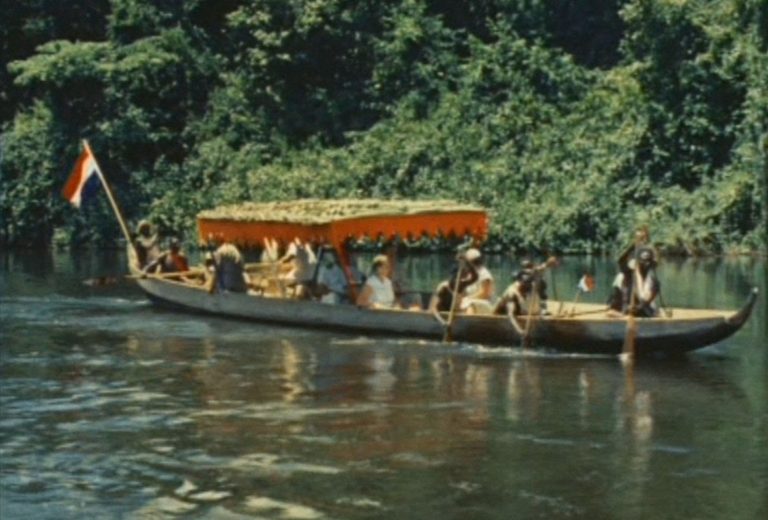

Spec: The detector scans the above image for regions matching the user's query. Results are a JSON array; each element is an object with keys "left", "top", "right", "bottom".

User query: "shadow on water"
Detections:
[{"left": 0, "top": 250, "right": 766, "bottom": 519}]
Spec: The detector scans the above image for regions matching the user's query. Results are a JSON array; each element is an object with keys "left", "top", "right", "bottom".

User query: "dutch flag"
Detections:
[{"left": 61, "top": 146, "right": 101, "bottom": 207}]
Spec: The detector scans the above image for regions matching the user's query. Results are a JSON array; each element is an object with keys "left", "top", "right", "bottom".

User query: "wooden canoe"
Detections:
[{"left": 130, "top": 267, "right": 758, "bottom": 356}]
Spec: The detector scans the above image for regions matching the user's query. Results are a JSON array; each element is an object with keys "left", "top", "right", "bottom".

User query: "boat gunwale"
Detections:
[{"left": 138, "top": 273, "right": 746, "bottom": 326}]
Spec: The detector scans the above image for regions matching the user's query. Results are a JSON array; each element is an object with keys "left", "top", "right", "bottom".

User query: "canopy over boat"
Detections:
[{"left": 197, "top": 199, "right": 488, "bottom": 249}]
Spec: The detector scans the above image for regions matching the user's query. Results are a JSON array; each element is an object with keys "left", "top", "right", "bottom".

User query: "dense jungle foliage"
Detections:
[{"left": 1, "top": 0, "right": 766, "bottom": 254}]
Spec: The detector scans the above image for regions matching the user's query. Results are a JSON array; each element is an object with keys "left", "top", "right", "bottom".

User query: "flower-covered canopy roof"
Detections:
[{"left": 197, "top": 199, "right": 488, "bottom": 249}]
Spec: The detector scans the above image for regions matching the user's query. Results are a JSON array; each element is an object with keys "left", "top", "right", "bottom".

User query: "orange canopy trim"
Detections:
[{"left": 197, "top": 199, "right": 488, "bottom": 249}]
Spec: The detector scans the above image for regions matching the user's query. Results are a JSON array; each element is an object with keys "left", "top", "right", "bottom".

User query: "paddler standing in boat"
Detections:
[
  {"left": 608, "top": 228, "right": 660, "bottom": 317},
  {"left": 133, "top": 219, "right": 160, "bottom": 268},
  {"left": 627, "top": 248, "right": 660, "bottom": 317}
]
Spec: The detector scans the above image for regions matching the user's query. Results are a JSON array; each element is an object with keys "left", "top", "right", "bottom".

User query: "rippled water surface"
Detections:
[{"left": 1, "top": 251, "right": 766, "bottom": 519}]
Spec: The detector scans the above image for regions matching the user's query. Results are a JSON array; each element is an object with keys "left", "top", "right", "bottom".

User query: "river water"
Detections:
[{"left": 0, "top": 251, "right": 765, "bottom": 519}]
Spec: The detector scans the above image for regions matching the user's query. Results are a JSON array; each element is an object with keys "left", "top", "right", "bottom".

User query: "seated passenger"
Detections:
[
  {"left": 317, "top": 256, "right": 349, "bottom": 304},
  {"left": 356, "top": 255, "right": 397, "bottom": 309},
  {"left": 134, "top": 219, "right": 160, "bottom": 268},
  {"left": 143, "top": 238, "right": 189, "bottom": 274},
  {"left": 429, "top": 254, "right": 479, "bottom": 317},
  {"left": 460, "top": 248, "right": 495, "bottom": 314},
  {"left": 213, "top": 243, "right": 250, "bottom": 293},
  {"left": 280, "top": 240, "right": 317, "bottom": 298}
]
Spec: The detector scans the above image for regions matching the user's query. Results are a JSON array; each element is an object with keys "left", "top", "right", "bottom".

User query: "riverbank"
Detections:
[{"left": 5, "top": 241, "right": 765, "bottom": 260}]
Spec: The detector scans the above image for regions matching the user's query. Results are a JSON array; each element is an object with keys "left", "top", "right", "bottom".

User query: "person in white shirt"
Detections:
[
  {"left": 461, "top": 248, "right": 495, "bottom": 314},
  {"left": 356, "top": 255, "right": 396, "bottom": 309}
]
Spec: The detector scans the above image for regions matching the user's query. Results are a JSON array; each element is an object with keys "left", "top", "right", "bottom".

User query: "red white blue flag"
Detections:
[{"left": 61, "top": 147, "right": 101, "bottom": 207}]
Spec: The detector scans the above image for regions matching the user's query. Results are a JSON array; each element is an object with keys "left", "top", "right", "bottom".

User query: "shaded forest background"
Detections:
[{"left": 1, "top": 0, "right": 766, "bottom": 254}]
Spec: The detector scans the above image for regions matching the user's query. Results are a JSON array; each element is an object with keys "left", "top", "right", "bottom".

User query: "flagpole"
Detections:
[{"left": 82, "top": 139, "right": 136, "bottom": 256}]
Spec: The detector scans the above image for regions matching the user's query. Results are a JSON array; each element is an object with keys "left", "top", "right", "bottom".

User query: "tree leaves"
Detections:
[{"left": 0, "top": 0, "right": 764, "bottom": 252}]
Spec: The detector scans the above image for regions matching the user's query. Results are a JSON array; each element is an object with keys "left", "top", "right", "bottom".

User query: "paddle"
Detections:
[
  {"left": 621, "top": 240, "right": 640, "bottom": 363},
  {"left": 521, "top": 257, "right": 557, "bottom": 347},
  {"left": 549, "top": 267, "right": 561, "bottom": 316},
  {"left": 442, "top": 261, "right": 465, "bottom": 343},
  {"left": 521, "top": 281, "right": 538, "bottom": 348},
  {"left": 127, "top": 269, "right": 203, "bottom": 280}
]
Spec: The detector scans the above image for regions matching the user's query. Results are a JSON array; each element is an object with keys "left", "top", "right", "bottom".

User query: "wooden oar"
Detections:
[
  {"left": 546, "top": 256, "right": 561, "bottom": 316},
  {"left": 442, "top": 264, "right": 464, "bottom": 342},
  {"left": 521, "top": 279, "right": 539, "bottom": 348},
  {"left": 621, "top": 243, "right": 640, "bottom": 363},
  {"left": 126, "top": 269, "right": 203, "bottom": 280},
  {"left": 520, "top": 257, "right": 556, "bottom": 346},
  {"left": 565, "top": 306, "right": 611, "bottom": 318}
]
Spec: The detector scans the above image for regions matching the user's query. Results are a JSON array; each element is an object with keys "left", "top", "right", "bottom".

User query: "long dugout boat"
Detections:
[{"left": 131, "top": 199, "right": 758, "bottom": 356}]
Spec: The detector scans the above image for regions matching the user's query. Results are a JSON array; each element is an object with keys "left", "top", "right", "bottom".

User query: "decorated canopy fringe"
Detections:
[{"left": 197, "top": 199, "right": 488, "bottom": 248}]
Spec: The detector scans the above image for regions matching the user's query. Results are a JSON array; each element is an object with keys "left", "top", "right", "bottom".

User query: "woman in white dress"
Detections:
[{"left": 356, "top": 255, "right": 396, "bottom": 309}]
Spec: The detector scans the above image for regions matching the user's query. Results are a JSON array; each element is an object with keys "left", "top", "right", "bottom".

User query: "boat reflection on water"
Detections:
[{"left": 128, "top": 334, "right": 744, "bottom": 477}]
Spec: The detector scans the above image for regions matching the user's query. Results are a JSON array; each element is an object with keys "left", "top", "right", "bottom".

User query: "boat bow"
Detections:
[{"left": 726, "top": 287, "right": 759, "bottom": 327}]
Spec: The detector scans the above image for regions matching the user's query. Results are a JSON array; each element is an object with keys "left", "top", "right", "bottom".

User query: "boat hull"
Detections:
[{"left": 133, "top": 274, "right": 758, "bottom": 356}]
